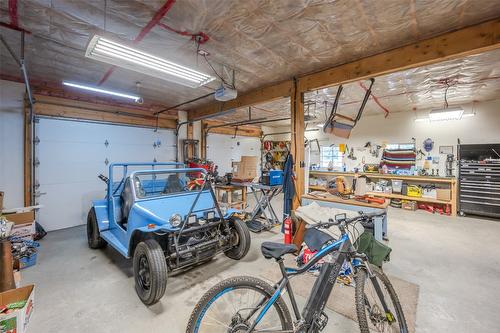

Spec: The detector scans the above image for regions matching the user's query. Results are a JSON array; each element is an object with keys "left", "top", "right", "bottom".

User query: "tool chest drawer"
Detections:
[{"left": 458, "top": 143, "right": 500, "bottom": 218}]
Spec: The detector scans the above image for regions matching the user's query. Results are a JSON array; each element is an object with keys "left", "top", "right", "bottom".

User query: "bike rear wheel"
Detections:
[
  {"left": 186, "top": 276, "right": 293, "bottom": 333},
  {"left": 355, "top": 265, "right": 408, "bottom": 333}
]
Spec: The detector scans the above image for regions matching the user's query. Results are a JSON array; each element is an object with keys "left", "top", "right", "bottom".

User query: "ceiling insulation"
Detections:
[
  {"left": 1, "top": 0, "right": 499, "bottom": 114},
  {"left": 210, "top": 48, "right": 500, "bottom": 126}
]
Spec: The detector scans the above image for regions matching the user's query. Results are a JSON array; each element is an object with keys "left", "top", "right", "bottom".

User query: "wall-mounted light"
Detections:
[
  {"left": 63, "top": 81, "right": 142, "bottom": 103},
  {"left": 85, "top": 35, "right": 216, "bottom": 88}
]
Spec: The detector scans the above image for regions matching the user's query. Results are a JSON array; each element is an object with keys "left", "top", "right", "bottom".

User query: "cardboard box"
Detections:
[
  {"left": 4, "top": 211, "right": 35, "bottom": 241},
  {"left": 402, "top": 201, "right": 417, "bottom": 211},
  {"left": 422, "top": 188, "right": 437, "bottom": 199},
  {"left": 3, "top": 211, "right": 35, "bottom": 225},
  {"left": 436, "top": 188, "right": 451, "bottom": 201},
  {"left": 233, "top": 156, "right": 258, "bottom": 180},
  {"left": 0, "top": 285, "right": 35, "bottom": 333}
]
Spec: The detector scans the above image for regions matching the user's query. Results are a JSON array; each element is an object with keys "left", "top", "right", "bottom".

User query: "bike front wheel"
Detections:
[
  {"left": 186, "top": 276, "right": 293, "bottom": 333},
  {"left": 355, "top": 265, "right": 408, "bottom": 333}
]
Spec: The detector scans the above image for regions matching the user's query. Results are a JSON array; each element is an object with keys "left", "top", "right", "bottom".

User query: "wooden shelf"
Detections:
[
  {"left": 365, "top": 192, "right": 451, "bottom": 204},
  {"left": 309, "top": 170, "right": 456, "bottom": 184},
  {"left": 308, "top": 185, "right": 326, "bottom": 191},
  {"left": 308, "top": 170, "right": 458, "bottom": 216}
]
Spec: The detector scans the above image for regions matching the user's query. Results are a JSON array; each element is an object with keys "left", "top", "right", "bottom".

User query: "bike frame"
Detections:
[{"left": 246, "top": 230, "right": 388, "bottom": 333}]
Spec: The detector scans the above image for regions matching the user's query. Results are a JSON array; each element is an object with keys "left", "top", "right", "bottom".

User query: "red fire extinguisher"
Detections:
[{"left": 284, "top": 216, "right": 293, "bottom": 244}]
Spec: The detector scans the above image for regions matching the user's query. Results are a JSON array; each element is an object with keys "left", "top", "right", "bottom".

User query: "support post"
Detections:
[
  {"left": 187, "top": 122, "right": 194, "bottom": 160},
  {"left": 290, "top": 79, "right": 305, "bottom": 209},
  {"left": 23, "top": 102, "right": 33, "bottom": 206},
  {"left": 200, "top": 121, "right": 207, "bottom": 160}
]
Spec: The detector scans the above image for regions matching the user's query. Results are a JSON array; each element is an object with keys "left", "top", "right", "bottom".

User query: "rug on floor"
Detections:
[{"left": 260, "top": 258, "right": 419, "bottom": 333}]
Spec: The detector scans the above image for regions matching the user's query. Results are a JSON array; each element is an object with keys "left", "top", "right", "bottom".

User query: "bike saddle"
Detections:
[{"left": 261, "top": 242, "right": 297, "bottom": 260}]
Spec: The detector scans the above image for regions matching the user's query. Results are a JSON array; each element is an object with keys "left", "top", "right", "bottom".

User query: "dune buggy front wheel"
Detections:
[
  {"left": 87, "top": 207, "right": 107, "bottom": 249},
  {"left": 225, "top": 218, "right": 251, "bottom": 260},
  {"left": 133, "top": 239, "right": 168, "bottom": 305}
]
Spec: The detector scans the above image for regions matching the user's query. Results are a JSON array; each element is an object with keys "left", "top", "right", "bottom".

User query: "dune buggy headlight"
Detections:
[
  {"left": 169, "top": 213, "right": 183, "bottom": 227},
  {"left": 204, "top": 211, "right": 215, "bottom": 220},
  {"left": 187, "top": 214, "right": 198, "bottom": 225}
]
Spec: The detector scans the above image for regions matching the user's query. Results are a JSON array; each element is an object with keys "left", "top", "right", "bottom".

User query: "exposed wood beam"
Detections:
[
  {"left": 297, "top": 19, "right": 500, "bottom": 92},
  {"left": 33, "top": 95, "right": 177, "bottom": 129},
  {"left": 33, "top": 94, "right": 178, "bottom": 119},
  {"left": 204, "top": 120, "right": 262, "bottom": 137},
  {"left": 188, "top": 19, "right": 499, "bottom": 121},
  {"left": 188, "top": 80, "right": 293, "bottom": 121},
  {"left": 290, "top": 80, "right": 305, "bottom": 209}
]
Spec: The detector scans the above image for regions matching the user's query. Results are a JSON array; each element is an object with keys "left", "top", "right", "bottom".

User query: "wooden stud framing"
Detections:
[{"left": 188, "top": 80, "right": 293, "bottom": 121}]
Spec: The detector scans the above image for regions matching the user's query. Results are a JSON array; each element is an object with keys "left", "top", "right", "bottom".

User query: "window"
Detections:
[
  {"left": 320, "top": 146, "right": 343, "bottom": 168},
  {"left": 385, "top": 143, "right": 415, "bottom": 150}
]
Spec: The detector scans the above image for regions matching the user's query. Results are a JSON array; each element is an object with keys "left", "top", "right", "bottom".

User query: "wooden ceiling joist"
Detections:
[
  {"left": 188, "top": 80, "right": 293, "bottom": 121},
  {"left": 33, "top": 94, "right": 177, "bottom": 129},
  {"left": 189, "top": 18, "right": 500, "bottom": 121}
]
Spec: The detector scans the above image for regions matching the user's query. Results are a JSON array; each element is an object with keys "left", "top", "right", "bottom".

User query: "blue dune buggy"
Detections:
[{"left": 87, "top": 163, "right": 251, "bottom": 305}]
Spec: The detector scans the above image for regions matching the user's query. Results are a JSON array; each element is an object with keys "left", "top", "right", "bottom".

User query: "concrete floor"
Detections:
[{"left": 23, "top": 205, "right": 500, "bottom": 332}]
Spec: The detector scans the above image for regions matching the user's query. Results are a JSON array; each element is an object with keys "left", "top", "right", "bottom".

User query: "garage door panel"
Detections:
[
  {"left": 37, "top": 119, "right": 110, "bottom": 143},
  {"left": 36, "top": 118, "right": 175, "bottom": 231},
  {"left": 38, "top": 182, "right": 105, "bottom": 231}
]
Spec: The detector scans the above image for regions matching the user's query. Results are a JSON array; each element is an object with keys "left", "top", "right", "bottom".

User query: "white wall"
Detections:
[
  {"left": 0, "top": 80, "right": 25, "bottom": 208},
  {"left": 206, "top": 133, "right": 261, "bottom": 175},
  {"left": 263, "top": 100, "right": 500, "bottom": 177}
]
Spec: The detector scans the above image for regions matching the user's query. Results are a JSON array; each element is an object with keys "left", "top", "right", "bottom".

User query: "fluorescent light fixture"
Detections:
[
  {"left": 63, "top": 81, "right": 142, "bottom": 102},
  {"left": 414, "top": 106, "right": 475, "bottom": 122},
  {"left": 85, "top": 35, "right": 216, "bottom": 88},
  {"left": 414, "top": 118, "right": 429, "bottom": 122},
  {"left": 429, "top": 106, "right": 464, "bottom": 121}
]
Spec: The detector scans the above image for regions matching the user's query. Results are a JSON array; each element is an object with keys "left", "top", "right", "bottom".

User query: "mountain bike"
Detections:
[{"left": 186, "top": 211, "right": 408, "bottom": 333}]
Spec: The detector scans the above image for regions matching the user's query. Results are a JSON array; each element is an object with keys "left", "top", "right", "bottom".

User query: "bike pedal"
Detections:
[{"left": 315, "top": 312, "right": 329, "bottom": 331}]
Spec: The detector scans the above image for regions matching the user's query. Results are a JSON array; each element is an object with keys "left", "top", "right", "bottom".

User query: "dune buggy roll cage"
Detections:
[{"left": 106, "top": 163, "right": 228, "bottom": 267}]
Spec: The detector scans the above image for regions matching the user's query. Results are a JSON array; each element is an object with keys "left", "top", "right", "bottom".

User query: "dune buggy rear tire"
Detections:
[
  {"left": 225, "top": 218, "right": 251, "bottom": 260},
  {"left": 87, "top": 207, "right": 107, "bottom": 249},
  {"left": 133, "top": 239, "right": 168, "bottom": 305}
]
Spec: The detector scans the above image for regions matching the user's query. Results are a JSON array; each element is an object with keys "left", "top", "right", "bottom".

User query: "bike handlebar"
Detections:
[{"left": 306, "top": 211, "right": 386, "bottom": 230}]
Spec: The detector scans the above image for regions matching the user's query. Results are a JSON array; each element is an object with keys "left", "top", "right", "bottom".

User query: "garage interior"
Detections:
[{"left": 0, "top": 1, "right": 500, "bottom": 332}]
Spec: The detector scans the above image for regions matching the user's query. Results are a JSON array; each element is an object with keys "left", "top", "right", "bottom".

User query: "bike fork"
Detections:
[{"left": 364, "top": 264, "right": 395, "bottom": 323}]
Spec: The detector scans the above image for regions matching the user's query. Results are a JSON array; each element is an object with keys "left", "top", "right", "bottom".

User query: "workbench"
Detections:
[
  {"left": 308, "top": 170, "right": 458, "bottom": 216},
  {"left": 302, "top": 193, "right": 389, "bottom": 241},
  {"left": 214, "top": 184, "right": 247, "bottom": 210}
]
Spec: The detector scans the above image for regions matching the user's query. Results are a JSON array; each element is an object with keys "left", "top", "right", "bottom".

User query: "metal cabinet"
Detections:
[{"left": 458, "top": 144, "right": 500, "bottom": 218}]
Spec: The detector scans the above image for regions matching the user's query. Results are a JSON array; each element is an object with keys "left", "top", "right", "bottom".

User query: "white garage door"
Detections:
[
  {"left": 35, "top": 117, "right": 176, "bottom": 231},
  {"left": 206, "top": 134, "right": 261, "bottom": 175}
]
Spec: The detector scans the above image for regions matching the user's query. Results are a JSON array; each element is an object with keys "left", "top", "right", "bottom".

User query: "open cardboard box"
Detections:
[
  {"left": 3, "top": 211, "right": 36, "bottom": 241},
  {"left": 0, "top": 285, "right": 35, "bottom": 333}
]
